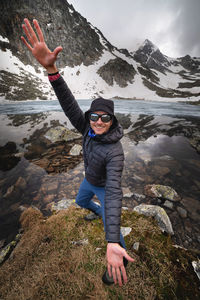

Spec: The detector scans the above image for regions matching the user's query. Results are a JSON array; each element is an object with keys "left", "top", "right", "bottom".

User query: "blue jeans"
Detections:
[{"left": 75, "top": 178, "right": 126, "bottom": 249}]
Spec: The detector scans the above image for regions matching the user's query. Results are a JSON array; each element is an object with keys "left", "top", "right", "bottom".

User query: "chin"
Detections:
[{"left": 94, "top": 128, "right": 106, "bottom": 134}]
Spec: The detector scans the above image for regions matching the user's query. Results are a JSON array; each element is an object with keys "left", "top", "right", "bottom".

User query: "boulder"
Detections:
[
  {"left": 45, "top": 126, "right": 81, "bottom": 143},
  {"left": 144, "top": 184, "right": 180, "bottom": 201},
  {"left": 50, "top": 198, "right": 77, "bottom": 212},
  {"left": 133, "top": 204, "right": 174, "bottom": 235}
]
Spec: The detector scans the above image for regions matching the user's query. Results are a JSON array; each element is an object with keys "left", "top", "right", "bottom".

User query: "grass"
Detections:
[{"left": 0, "top": 206, "right": 199, "bottom": 300}]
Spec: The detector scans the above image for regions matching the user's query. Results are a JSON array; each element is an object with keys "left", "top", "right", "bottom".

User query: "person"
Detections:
[{"left": 21, "top": 18, "right": 134, "bottom": 286}]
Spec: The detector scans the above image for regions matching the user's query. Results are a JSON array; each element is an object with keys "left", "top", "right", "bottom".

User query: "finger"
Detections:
[
  {"left": 22, "top": 24, "right": 34, "bottom": 46},
  {"left": 125, "top": 253, "right": 135, "bottom": 262},
  {"left": 21, "top": 36, "right": 33, "bottom": 52},
  {"left": 120, "top": 265, "right": 127, "bottom": 284},
  {"left": 116, "top": 267, "right": 122, "bottom": 286},
  {"left": 108, "top": 264, "right": 112, "bottom": 278},
  {"left": 33, "top": 19, "right": 44, "bottom": 42},
  {"left": 24, "top": 18, "right": 38, "bottom": 43},
  {"left": 112, "top": 267, "right": 117, "bottom": 285},
  {"left": 53, "top": 46, "right": 63, "bottom": 58}
]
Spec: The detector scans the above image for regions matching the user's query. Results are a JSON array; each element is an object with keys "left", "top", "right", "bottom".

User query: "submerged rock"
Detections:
[
  {"left": 133, "top": 204, "right": 174, "bottom": 235},
  {"left": 144, "top": 184, "right": 180, "bottom": 202}
]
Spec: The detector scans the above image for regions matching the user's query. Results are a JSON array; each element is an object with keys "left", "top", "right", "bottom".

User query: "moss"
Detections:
[{"left": 0, "top": 207, "right": 199, "bottom": 300}]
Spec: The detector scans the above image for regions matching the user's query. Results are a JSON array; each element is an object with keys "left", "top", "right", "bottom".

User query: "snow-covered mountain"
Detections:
[{"left": 0, "top": 0, "right": 200, "bottom": 101}]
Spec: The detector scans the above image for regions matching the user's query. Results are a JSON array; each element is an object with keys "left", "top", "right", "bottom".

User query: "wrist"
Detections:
[{"left": 46, "top": 65, "right": 58, "bottom": 74}]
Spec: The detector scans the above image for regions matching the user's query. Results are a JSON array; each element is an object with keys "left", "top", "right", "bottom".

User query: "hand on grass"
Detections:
[{"left": 106, "top": 243, "right": 134, "bottom": 286}]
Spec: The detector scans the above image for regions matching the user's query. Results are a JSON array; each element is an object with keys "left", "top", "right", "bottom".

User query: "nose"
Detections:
[{"left": 96, "top": 117, "right": 103, "bottom": 125}]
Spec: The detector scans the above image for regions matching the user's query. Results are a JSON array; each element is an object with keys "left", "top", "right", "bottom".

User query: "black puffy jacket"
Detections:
[{"left": 50, "top": 76, "right": 124, "bottom": 243}]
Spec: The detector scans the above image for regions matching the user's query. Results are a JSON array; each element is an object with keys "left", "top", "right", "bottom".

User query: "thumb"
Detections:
[
  {"left": 124, "top": 251, "right": 135, "bottom": 262},
  {"left": 53, "top": 46, "right": 63, "bottom": 58}
]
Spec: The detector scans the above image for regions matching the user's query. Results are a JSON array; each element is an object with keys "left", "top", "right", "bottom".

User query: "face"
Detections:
[{"left": 89, "top": 111, "right": 112, "bottom": 135}]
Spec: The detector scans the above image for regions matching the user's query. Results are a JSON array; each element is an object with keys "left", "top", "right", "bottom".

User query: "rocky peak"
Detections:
[{"left": 134, "top": 39, "right": 171, "bottom": 73}]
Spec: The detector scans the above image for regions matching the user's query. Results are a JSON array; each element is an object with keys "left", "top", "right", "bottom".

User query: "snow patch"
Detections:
[{"left": 0, "top": 35, "right": 9, "bottom": 43}]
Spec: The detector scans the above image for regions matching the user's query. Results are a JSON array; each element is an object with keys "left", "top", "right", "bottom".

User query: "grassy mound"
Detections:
[{"left": 0, "top": 207, "right": 199, "bottom": 300}]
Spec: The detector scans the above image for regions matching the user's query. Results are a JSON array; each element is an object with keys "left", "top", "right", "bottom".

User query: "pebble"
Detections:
[
  {"left": 164, "top": 200, "right": 174, "bottom": 209},
  {"left": 133, "top": 242, "right": 140, "bottom": 251},
  {"left": 177, "top": 207, "right": 187, "bottom": 218}
]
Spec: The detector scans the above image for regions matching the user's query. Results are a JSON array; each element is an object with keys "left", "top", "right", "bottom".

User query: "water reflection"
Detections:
[{"left": 122, "top": 135, "right": 200, "bottom": 199}]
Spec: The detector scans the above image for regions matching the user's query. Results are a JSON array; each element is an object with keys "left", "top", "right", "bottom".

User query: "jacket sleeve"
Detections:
[
  {"left": 50, "top": 76, "right": 87, "bottom": 135},
  {"left": 104, "top": 144, "right": 124, "bottom": 243}
]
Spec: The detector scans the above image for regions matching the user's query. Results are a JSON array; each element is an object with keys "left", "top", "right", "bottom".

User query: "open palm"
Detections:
[{"left": 21, "top": 18, "right": 62, "bottom": 72}]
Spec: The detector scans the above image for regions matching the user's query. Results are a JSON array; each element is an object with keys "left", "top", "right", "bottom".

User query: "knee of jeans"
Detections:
[
  {"left": 75, "top": 196, "right": 85, "bottom": 207},
  {"left": 75, "top": 197, "right": 80, "bottom": 205}
]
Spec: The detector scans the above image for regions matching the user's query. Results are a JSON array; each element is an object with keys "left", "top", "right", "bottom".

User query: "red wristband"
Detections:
[{"left": 48, "top": 72, "right": 61, "bottom": 82}]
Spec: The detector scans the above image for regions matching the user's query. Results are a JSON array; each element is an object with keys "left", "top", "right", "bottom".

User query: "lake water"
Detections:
[{"left": 0, "top": 99, "right": 200, "bottom": 117}]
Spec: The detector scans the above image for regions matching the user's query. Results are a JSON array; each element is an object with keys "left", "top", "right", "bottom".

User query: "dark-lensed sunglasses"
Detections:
[{"left": 89, "top": 113, "right": 112, "bottom": 123}]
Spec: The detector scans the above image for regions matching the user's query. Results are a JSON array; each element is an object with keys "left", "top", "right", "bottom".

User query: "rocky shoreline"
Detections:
[{"left": 0, "top": 113, "right": 200, "bottom": 257}]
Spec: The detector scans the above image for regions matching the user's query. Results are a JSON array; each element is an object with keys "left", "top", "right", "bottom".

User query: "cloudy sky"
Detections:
[{"left": 68, "top": 0, "right": 200, "bottom": 58}]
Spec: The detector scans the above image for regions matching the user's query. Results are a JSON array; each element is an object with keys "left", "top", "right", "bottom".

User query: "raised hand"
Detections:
[
  {"left": 21, "top": 18, "right": 63, "bottom": 73},
  {"left": 106, "top": 243, "right": 134, "bottom": 286}
]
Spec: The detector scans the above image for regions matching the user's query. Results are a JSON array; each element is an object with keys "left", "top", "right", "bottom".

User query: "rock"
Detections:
[
  {"left": 163, "top": 200, "right": 174, "bottom": 209},
  {"left": 181, "top": 197, "right": 200, "bottom": 222},
  {"left": 3, "top": 185, "right": 20, "bottom": 199},
  {"left": 45, "top": 126, "right": 81, "bottom": 143},
  {"left": 122, "top": 187, "right": 133, "bottom": 198},
  {"left": 14, "top": 152, "right": 24, "bottom": 158},
  {"left": 69, "top": 144, "right": 82, "bottom": 156},
  {"left": 151, "top": 165, "right": 170, "bottom": 177},
  {"left": 32, "top": 158, "right": 50, "bottom": 169},
  {"left": 133, "top": 242, "right": 140, "bottom": 251},
  {"left": 133, "top": 204, "right": 174, "bottom": 235},
  {"left": 144, "top": 184, "right": 180, "bottom": 202},
  {"left": 0, "top": 240, "right": 5, "bottom": 249},
  {"left": 121, "top": 227, "right": 132, "bottom": 237},
  {"left": 50, "top": 198, "right": 76, "bottom": 212},
  {"left": 192, "top": 261, "right": 200, "bottom": 281},
  {"left": 122, "top": 207, "right": 129, "bottom": 210},
  {"left": 177, "top": 207, "right": 187, "bottom": 218},
  {"left": 0, "top": 233, "right": 22, "bottom": 265},
  {"left": 0, "top": 141, "right": 17, "bottom": 155},
  {"left": 97, "top": 57, "right": 136, "bottom": 87},
  {"left": 133, "top": 193, "right": 146, "bottom": 202},
  {"left": 15, "top": 176, "right": 26, "bottom": 190},
  {"left": 71, "top": 238, "right": 89, "bottom": 246},
  {"left": 133, "top": 174, "right": 145, "bottom": 182}
]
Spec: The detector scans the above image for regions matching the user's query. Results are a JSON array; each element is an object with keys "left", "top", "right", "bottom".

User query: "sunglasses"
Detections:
[{"left": 89, "top": 113, "right": 112, "bottom": 123}]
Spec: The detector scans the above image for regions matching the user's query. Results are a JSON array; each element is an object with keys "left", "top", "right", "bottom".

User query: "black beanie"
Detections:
[{"left": 87, "top": 97, "right": 114, "bottom": 115}]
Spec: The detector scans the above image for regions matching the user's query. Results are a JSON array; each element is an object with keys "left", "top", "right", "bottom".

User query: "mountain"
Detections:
[{"left": 0, "top": 0, "right": 200, "bottom": 101}]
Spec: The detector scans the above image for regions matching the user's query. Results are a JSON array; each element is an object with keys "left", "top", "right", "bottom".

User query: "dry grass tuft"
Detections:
[{"left": 0, "top": 207, "right": 199, "bottom": 300}]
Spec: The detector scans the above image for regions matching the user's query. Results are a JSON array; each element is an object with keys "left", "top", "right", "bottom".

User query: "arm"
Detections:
[
  {"left": 49, "top": 76, "right": 87, "bottom": 134},
  {"left": 105, "top": 148, "right": 134, "bottom": 286},
  {"left": 21, "top": 18, "right": 87, "bottom": 134}
]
